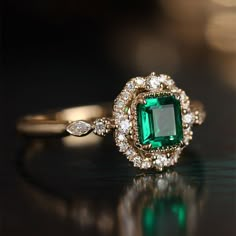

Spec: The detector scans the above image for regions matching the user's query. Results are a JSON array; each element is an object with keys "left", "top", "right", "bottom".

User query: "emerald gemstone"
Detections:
[
  {"left": 142, "top": 196, "right": 187, "bottom": 236},
  {"left": 137, "top": 95, "right": 183, "bottom": 148}
]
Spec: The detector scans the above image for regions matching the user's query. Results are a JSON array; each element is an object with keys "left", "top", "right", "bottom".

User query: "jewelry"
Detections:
[{"left": 17, "top": 72, "right": 206, "bottom": 170}]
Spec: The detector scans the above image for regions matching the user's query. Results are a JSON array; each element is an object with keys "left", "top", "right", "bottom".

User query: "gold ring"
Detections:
[{"left": 17, "top": 72, "right": 206, "bottom": 170}]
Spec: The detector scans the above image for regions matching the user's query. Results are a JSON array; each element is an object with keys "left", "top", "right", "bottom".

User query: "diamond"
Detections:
[
  {"left": 160, "top": 156, "right": 168, "bottom": 166},
  {"left": 119, "top": 119, "right": 131, "bottom": 133},
  {"left": 148, "top": 76, "right": 161, "bottom": 89},
  {"left": 135, "top": 77, "right": 145, "bottom": 87},
  {"left": 180, "top": 91, "right": 187, "bottom": 101},
  {"left": 119, "top": 142, "right": 128, "bottom": 152},
  {"left": 154, "top": 158, "right": 163, "bottom": 167},
  {"left": 118, "top": 133, "right": 126, "bottom": 141},
  {"left": 182, "top": 100, "right": 190, "bottom": 109},
  {"left": 141, "top": 160, "right": 152, "bottom": 169},
  {"left": 137, "top": 95, "right": 183, "bottom": 148},
  {"left": 125, "top": 149, "right": 135, "bottom": 160},
  {"left": 133, "top": 156, "right": 141, "bottom": 167},
  {"left": 114, "top": 112, "right": 123, "bottom": 120},
  {"left": 126, "top": 81, "right": 135, "bottom": 92},
  {"left": 154, "top": 154, "right": 169, "bottom": 167},
  {"left": 94, "top": 120, "right": 106, "bottom": 136},
  {"left": 117, "top": 100, "right": 125, "bottom": 109},
  {"left": 166, "top": 78, "right": 175, "bottom": 87},
  {"left": 122, "top": 91, "right": 130, "bottom": 100},
  {"left": 183, "top": 113, "right": 193, "bottom": 124},
  {"left": 66, "top": 120, "right": 92, "bottom": 136},
  {"left": 157, "top": 74, "right": 167, "bottom": 83}
]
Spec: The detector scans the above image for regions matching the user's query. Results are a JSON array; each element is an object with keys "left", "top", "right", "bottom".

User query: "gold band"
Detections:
[{"left": 17, "top": 103, "right": 112, "bottom": 136}]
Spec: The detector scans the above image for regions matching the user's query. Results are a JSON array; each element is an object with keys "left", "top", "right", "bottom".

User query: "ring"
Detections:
[{"left": 17, "top": 72, "right": 206, "bottom": 170}]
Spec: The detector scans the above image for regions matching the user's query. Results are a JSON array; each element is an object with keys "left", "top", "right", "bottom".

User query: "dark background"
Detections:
[{"left": 1, "top": 0, "right": 236, "bottom": 236}]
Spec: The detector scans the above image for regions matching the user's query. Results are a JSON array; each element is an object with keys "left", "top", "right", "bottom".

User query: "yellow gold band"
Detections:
[{"left": 17, "top": 103, "right": 112, "bottom": 136}]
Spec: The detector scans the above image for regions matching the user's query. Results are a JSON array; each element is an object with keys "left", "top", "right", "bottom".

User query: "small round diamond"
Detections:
[
  {"left": 119, "top": 119, "right": 131, "bottom": 133},
  {"left": 154, "top": 159, "right": 163, "bottom": 168},
  {"left": 125, "top": 149, "right": 135, "bottom": 160},
  {"left": 119, "top": 143, "right": 128, "bottom": 152},
  {"left": 166, "top": 78, "right": 175, "bottom": 87},
  {"left": 125, "top": 149, "right": 134, "bottom": 156},
  {"left": 117, "top": 100, "right": 125, "bottom": 109},
  {"left": 133, "top": 156, "right": 141, "bottom": 167},
  {"left": 94, "top": 120, "right": 106, "bottom": 136},
  {"left": 135, "top": 77, "right": 145, "bottom": 87},
  {"left": 141, "top": 160, "right": 152, "bottom": 169},
  {"left": 154, "top": 154, "right": 169, "bottom": 168},
  {"left": 114, "top": 112, "right": 123, "bottom": 120},
  {"left": 180, "top": 91, "right": 187, "bottom": 101},
  {"left": 126, "top": 81, "right": 135, "bottom": 92},
  {"left": 157, "top": 74, "right": 167, "bottom": 83},
  {"left": 148, "top": 76, "right": 160, "bottom": 89},
  {"left": 161, "top": 156, "right": 168, "bottom": 166},
  {"left": 122, "top": 91, "right": 130, "bottom": 100},
  {"left": 183, "top": 113, "right": 193, "bottom": 124},
  {"left": 118, "top": 133, "right": 126, "bottom": 141}
]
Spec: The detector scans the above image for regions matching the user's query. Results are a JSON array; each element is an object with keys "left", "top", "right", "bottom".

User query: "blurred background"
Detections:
[{"left": 1, "top": 0, "right": 236, "bottom": 236}]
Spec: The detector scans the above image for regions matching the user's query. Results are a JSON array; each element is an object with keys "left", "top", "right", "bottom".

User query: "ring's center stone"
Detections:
[{"left": 137, "top": 95, "right": 183, "bottom": 148}]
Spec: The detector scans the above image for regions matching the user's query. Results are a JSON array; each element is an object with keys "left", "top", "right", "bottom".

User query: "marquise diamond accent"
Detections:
[{"left": 66, "top": 120, "right": 92, "bottom": 137}]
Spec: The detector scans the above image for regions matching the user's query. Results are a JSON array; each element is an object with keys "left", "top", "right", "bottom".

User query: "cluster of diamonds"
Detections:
[{"left": 113, "top": 73, "right": 197, "bottom": 170}]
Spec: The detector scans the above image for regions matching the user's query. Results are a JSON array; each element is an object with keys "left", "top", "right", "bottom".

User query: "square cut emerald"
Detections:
[{"left": 137, "top": 95, "right": 183, "bottom": 148}]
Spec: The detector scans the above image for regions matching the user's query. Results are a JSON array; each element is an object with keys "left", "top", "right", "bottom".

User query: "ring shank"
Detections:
[{"left": 17, "top": 103, "right": 112, "bottom": 136}]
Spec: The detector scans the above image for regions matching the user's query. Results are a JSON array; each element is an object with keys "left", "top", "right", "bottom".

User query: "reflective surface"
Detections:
[{"left": 1, "top": 136, "right": 235, "bottom": 236}]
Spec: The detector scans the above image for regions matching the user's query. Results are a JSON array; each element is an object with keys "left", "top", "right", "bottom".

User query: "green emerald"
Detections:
[
  {"left": 142, "top": 196, "right": 187, "bottom": 236},
  {"left": 137, "top": 95, "right": 183, "bottom": 148}
]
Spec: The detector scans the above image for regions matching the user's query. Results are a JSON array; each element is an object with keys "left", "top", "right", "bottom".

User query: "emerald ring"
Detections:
[{"left": 17, "top": 72, "right": 205, "bottom": 170}]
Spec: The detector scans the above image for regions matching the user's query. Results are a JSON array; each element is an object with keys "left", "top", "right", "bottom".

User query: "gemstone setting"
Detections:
[
  {"left": 112, "top": 72, "right": 204, "bottom": 170},
  {"left": 137, "top": 95, "right": 183, "bottom": 149}
]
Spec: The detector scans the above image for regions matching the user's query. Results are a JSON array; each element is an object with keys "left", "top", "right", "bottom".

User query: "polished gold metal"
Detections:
[
  {"left": 17, "top": 103, "right": 112, "bottom": 136},
  {"left": 17, "top": 73, "right": 206, "bottom": 170}
]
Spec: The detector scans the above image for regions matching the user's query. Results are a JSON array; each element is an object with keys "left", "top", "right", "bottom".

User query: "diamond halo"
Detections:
[{"left": 113, "top": 72, "right": 202, "bottom": 170}]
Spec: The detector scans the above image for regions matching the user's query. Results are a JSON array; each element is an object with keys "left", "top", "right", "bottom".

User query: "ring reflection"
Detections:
[
  {"left": 118, "top": 172, "right": 204, "bottom": 236},
  {"left": 16, "top": 139, "right": 205, "bottom": 236}
]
